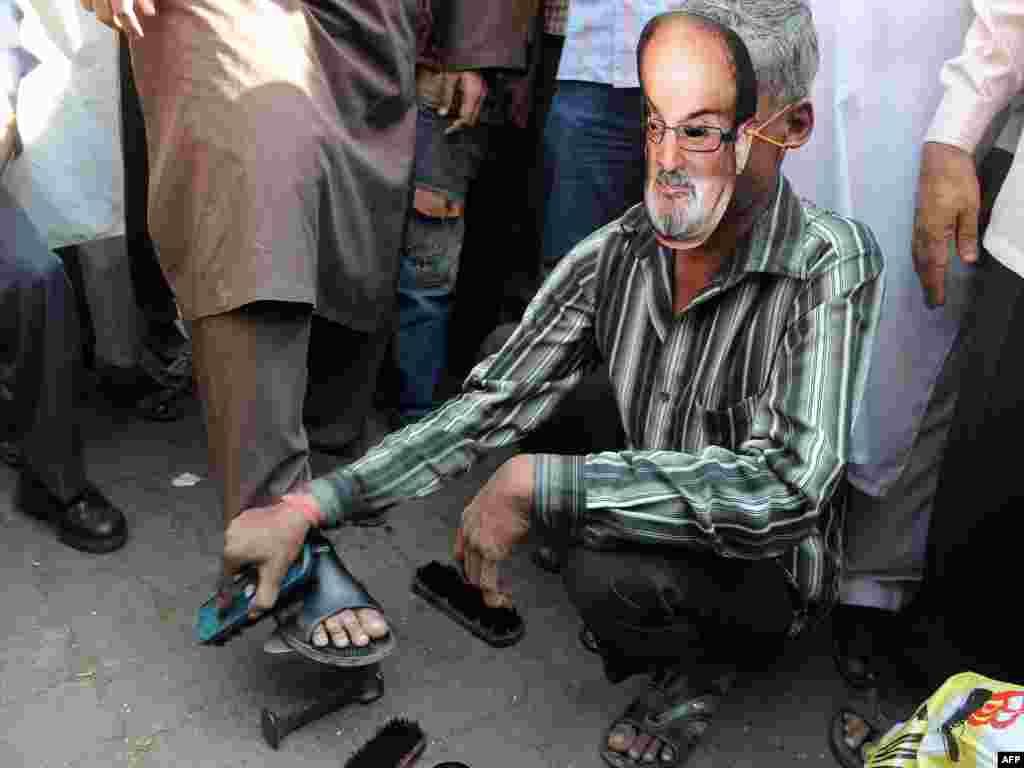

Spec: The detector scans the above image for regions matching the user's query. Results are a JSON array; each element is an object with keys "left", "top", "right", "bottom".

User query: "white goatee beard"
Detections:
[{"left": 644, "top": 179, "right": 707, "bottom": 240}]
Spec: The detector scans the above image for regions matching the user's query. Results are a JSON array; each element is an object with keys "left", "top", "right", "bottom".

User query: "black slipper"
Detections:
[
  {"left": 412, "top": 561, "right": 524, "bottom": 648},
  {"left": 828, "top": 697, "right": 904, "bottom": 768},
  {"left": 602, "top": 664, "right": 735, "bottom": 767},
  {"left": 278, "top": 533, "right": 396, "bottom": 666}
]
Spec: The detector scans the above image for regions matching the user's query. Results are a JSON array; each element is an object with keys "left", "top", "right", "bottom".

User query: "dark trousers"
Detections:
[
  {"left": 895, "top": 149, "right": 1024, "bottom": 684},
  {"left": 0, "top": 188, "right": 88, "bottom": 502},
  {"left": 522, "top": 366, "right": 795, "bottom": 674},
  {"left": 911, "top": 254, "right": 1024, "bottom": 682}
]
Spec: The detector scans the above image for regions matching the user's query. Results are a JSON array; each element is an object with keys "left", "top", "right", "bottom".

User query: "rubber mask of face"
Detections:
[{"left": 645, "top": 125, "right": 753, "bottom": 251}]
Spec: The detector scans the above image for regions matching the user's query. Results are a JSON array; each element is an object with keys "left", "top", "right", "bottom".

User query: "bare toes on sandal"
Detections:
[
  {"left": 338, "top": 609, "right": 369, "bottom": 646},
  {"left": 842, "top": 712, "right": 872, "bottom": 751},
  {"left": 356, "top": 608, "right": 389, "bottom": 638},
  {"left": 323, "top": 614, "right": 349, "bottom": 648},
  {"left": 608, "top": 723, "right": 636, "bottom": 753}
]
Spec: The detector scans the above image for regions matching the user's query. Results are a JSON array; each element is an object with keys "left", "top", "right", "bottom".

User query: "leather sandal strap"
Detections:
[{"left": 294, "top": 534, "right": 382, "bottom": 643}]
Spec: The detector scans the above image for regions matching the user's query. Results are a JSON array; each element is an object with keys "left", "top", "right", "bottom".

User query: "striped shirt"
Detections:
[{"left": 310, "top": 176, "right": 883, "bottom": 615}]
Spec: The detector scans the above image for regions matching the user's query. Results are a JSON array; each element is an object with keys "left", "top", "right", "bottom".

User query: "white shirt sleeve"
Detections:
[{"left": 925, "top": 0, "right": 1024, "bottom": 153}]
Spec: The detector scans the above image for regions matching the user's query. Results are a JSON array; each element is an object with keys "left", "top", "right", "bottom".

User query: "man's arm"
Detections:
[
  {"left": 914, "top": 0, "right": 1024, "bottom": 306},
  {"left": 308, "top": 234, "right": 606, "bottom": 528},
  {"left": 533, "top": 246, "right": 884, "bottom": 559}
]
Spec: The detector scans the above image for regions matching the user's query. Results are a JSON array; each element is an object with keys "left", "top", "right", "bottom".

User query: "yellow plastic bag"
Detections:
[{"left": 865, "top": 673, "right": 1024, "bottom": 767}]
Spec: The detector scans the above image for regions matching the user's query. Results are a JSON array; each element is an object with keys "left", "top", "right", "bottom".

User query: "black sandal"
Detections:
[
  {"left": 829, "top": 695, "right": 914, "bottom": 768},
  {"left": 601, "top": 664, "right": 735, "bottom": 767},
  {"left": 277, "top": 535, "right": 396, "bottom": 666}
]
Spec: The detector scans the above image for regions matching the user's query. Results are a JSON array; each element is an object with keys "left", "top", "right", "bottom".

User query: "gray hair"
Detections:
[{"left": 679, "top": 0, "right": 819, "bottom": 105}]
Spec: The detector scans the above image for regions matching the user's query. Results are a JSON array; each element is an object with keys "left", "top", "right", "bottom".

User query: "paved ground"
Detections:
[{"left": 1, "top": 390, "right": 852, "bottom": 768}]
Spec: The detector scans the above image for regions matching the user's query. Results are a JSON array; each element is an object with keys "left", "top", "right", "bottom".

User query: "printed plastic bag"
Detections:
[{"left": 865, "top": 673, "right": 1024, "bottom": 767}]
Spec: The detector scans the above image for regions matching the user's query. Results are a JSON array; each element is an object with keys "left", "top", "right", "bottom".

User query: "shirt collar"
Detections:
[
  {"left": 622, "top": 174, "right": 807, "bottom": 281},
  {"left": 622, "top": 175, "right": 807, "bottom": 340}
]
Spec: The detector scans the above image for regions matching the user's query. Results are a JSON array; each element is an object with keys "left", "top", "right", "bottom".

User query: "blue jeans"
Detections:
[
  {"left": 395, "top": 105, "right": 487, "bottom": 422},
  {"left": 540, "top": 81, "right": 646, "bottom": 274}
]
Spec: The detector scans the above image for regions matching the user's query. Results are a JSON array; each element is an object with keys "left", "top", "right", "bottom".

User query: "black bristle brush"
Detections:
[
  {"left": 344, "top": 718, "right": 426, "bottom": 768},
  {"left": 411, "top": 561, "right": 525, "bottom": 647}
]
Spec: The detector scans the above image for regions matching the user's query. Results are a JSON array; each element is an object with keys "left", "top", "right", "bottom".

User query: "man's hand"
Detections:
[
  {"left": 913, "top": 141, "right": 981, "bottom": 307},
  {"left": 80, "top": 0, "right": 156, "bottom": 39},
  {"left": 220, "top": 495, "right": 314, "bottom": 619},
  {"left": 454, "top": 454, "right": 534, "bottom": 608},
  {"left": 438, "top": 70, "right": 487, "bottom": 135}
]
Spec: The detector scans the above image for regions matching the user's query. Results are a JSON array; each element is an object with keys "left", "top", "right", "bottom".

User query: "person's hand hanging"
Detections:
[
  {"left": 438, "top": 70, "right": 487, "bottom": 135},
  {"left": 912, "top": 141, "right": 981, "bottom": 307},
  {"left": 453, "top": 454, "right": 534, "bottom": 608},
  {"left": 80, "top": 0, "right": 157, "bottom": 39}
]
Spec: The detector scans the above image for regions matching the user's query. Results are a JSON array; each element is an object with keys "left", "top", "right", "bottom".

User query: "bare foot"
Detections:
[
  {"left": 311, "top": 608, "right": 389, "bottom": 648},
  {"left": 840, "top": 712, "right": 875, "bottom": 759},
  {"left": 607, "top": 722, "right": 678, "bottom": 764}
]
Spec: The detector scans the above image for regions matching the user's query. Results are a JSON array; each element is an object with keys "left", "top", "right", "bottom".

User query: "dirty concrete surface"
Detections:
[{"left": 0, "top": 393, "right": 852, "bottom": 767}]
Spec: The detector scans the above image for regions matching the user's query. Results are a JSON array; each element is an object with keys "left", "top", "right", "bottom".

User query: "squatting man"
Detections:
[{"left": 220, "top": 9, "right": 882, "bottom": 767}]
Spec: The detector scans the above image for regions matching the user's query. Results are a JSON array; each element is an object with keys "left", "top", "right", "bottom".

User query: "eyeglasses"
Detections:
[{"left": 645, "top": 117, "right": 740, "bottom": 152}]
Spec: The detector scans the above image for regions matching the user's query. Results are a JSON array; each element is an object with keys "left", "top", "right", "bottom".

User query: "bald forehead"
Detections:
[
  {"left": 640, "top": 16, "right": 738, "bottom": 121},
  {"left": 640, "top": 14, "right": 736, "bottom": 81}
]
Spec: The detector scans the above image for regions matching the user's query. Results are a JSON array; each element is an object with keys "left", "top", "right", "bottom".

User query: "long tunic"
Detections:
[{"left": 128, "top": 0, "right": 418, "bottom": 331}]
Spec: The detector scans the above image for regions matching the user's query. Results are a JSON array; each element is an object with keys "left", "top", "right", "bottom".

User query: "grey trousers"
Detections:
[
  {"left": 0, "top": 187, "right": 88, "bottom": 502},
  {"left": 190, "top": 302, "right": 389, "bottom": 527}
]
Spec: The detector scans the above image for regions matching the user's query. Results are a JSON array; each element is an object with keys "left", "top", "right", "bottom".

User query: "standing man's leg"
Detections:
[
  {"left": 540, "top": 82, "right": 645, "bottom": 276},
  {"left": 190, "top": 302, "right": 313, "bottom": 526},
  {"left": 898, "top": 147, "right": 1022, "bottom": 684},
  {"left": 1, "top": 188, "right": 127, "bottom": 553},
  {"left": 304, "top": 316, "right": 393, "bottom": 456}
]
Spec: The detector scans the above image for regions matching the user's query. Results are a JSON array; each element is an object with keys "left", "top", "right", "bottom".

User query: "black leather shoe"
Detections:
[{"left": 17, "top": 472, "right": 127, "bottom": 554}]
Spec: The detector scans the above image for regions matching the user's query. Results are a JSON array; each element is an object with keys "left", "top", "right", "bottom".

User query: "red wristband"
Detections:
[{"left": 282, "top": 493, "right": 323, "bottom": 528}]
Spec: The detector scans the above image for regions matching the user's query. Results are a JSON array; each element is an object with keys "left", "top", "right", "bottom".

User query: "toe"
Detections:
[
  {"left": 607, "top": 723, "right": 635, "bottom": 754},
  {"left": 312, "top": 623, "right": 329, "bottom": 648},
  {"left": 842, "top": 712, "right": 870, "bottom": 750},
  {"left": 340, "top": 609, "right": 369, "bottom": 647},
  {"left": 355, "top": 608, "right": 389, "bottom": 638},
  {"left": 323, "top": 615, "right": 349, "bottom": 648},
  {"left": 642, "top": 739, "right": 661, "bottom": 763},
  {"left": 629, "top": 733, "right": 654, "bottom": 761}
]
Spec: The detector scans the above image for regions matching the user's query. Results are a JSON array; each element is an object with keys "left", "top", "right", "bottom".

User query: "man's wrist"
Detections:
[
  {"left": 282, "top": 492, "right": 324, "bottom": 528},
  {"left": 307, "top": 472, "right": 361, "bottom": 529}
]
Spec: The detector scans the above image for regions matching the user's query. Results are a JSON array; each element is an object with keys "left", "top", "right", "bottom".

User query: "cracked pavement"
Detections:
[{"left": 1, "top": 393, "right": 851, "bottom": 767}]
